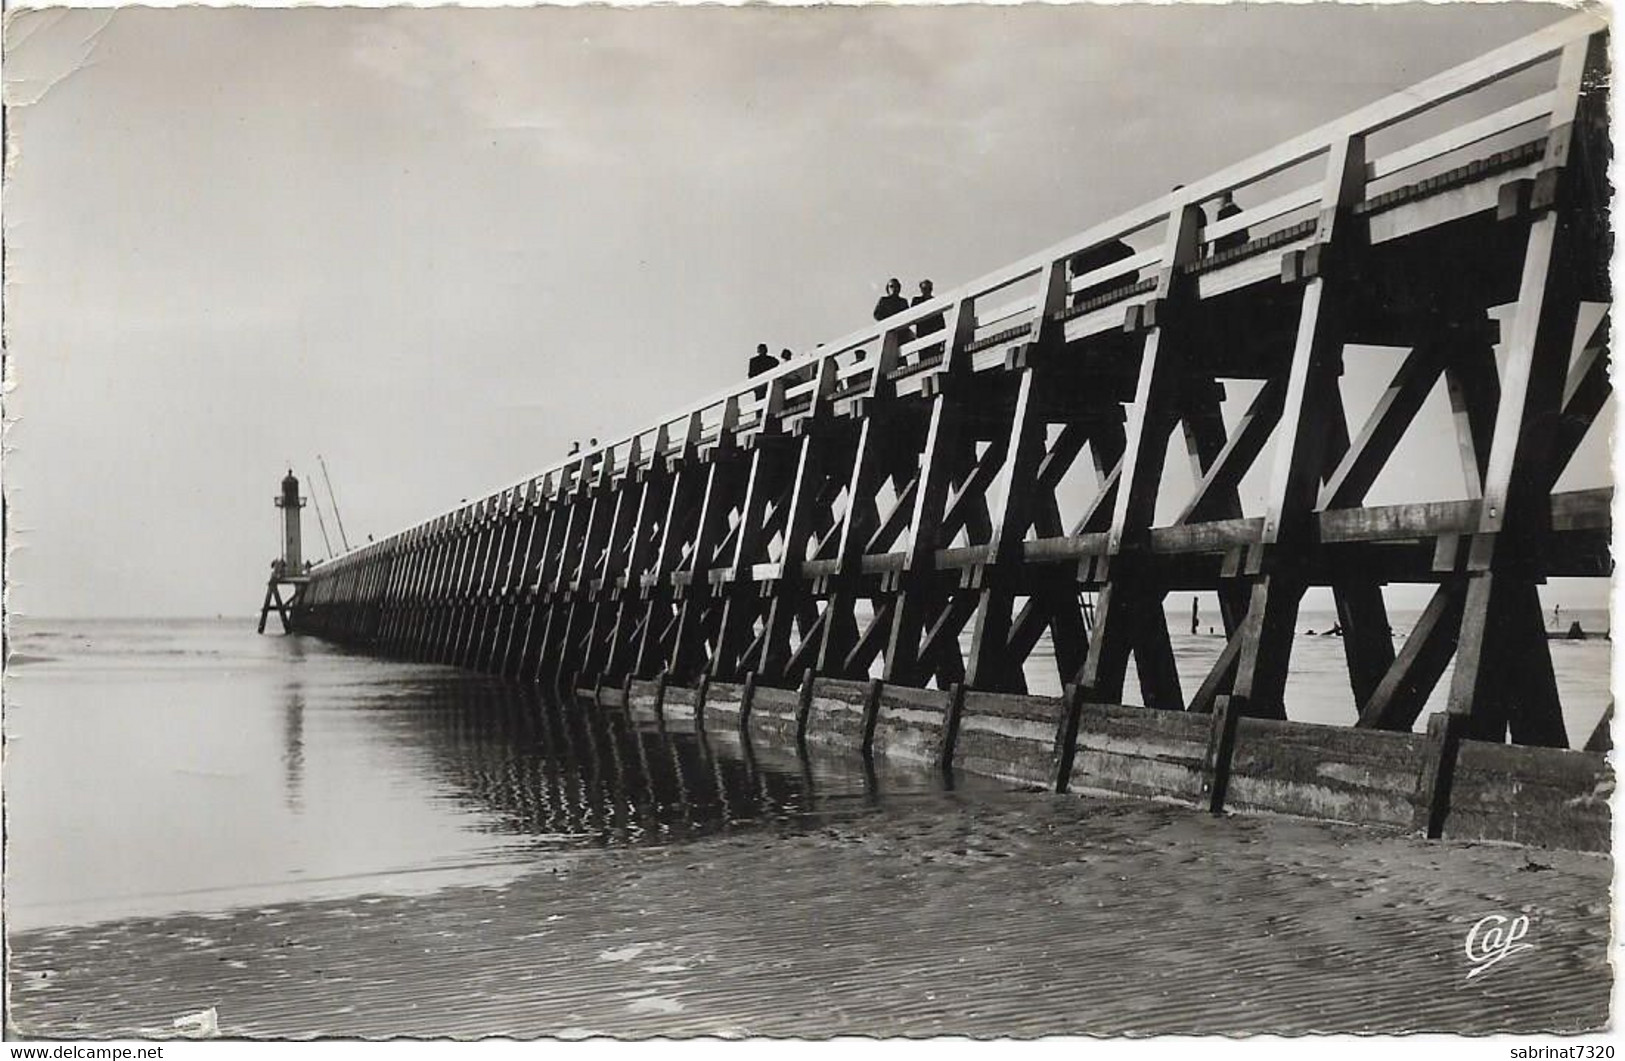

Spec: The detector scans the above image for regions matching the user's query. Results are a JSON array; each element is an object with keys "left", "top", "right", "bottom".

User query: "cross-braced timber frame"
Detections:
[{"left": 285, "top": 16, "right": 1613, "bottom": 847}]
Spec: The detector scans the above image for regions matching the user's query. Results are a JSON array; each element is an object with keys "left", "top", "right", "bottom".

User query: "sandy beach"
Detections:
[{"left": 8, "top": 791, "right": 1610, "bottom": 1039}]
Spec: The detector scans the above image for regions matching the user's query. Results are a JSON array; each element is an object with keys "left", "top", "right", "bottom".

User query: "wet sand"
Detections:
[{"left": 8, "top": 793, "right": 1610, "bottom": 1039}]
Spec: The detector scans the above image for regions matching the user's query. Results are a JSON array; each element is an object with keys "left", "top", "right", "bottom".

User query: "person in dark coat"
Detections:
[
  {"left": 873, "top": 278, "right": 909, "bottom": 321},
  {"left": 749, "top": 342, "right": 777, "bottom": 400},
  {"left": 911, "top": 279, "right": 946, "bottom": 335},
  {"left": 748, "top": 342, "right": 777, "bottom": 377},
  {"left": 1069, "top": 242, "right": 1137, "bottom": 307},
  {"left": 1210, "top": 192, "right": 1249, "bottom": 254}
]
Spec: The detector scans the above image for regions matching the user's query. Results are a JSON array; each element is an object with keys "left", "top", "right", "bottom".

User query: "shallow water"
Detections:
[
  {"left": 4, "top": 619, "right": 995, "bottom": 931},
  {"left": 5, "top": 613, "right": 1609, "bottom": 932}
]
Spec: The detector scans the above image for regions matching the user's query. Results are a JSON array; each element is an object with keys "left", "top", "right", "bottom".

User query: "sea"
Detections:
[{"left": 4, "top": 612, "right": 1612, "bottom": 933}]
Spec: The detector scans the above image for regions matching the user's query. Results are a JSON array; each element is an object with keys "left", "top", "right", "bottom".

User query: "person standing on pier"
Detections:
[
  {"left": 873, "top": 278, "right": 909, "bottom": 322},
  {"left": 1209, "top": 191, "right": 1248, "bottom": 254},
  {"left": 912, "top": 279, "right": 946, "bottom": 334},
  {"left": 749, "top": 343, "right": 777, "bottom": 401},
  {"left": 1069, "top": 241, "right": 1137, "bottom": 306},
  {"left": 748, "top": 342, "right": 777, "bottom": 378},
  {"left": 910, "top": 279, "right": 947, "bottom": 358}
]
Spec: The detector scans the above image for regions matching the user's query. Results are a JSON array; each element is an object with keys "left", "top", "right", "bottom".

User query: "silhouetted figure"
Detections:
[
  {"left": 588, "top": 438, "right": 598, "bottom": 448},
  {"left": 749, "top": 342, "right": 776, "bottom": 377},
  {"left": 1191, "top": 596, "right": 1199, "bottom": 636},
  {"left": 568, "top": 441, "right": 581, "bottom": 457},
  {"left": 749, "top": 343, "right": 777, "bottom": 400},
  {"left": 1210, "top": 191, "right": 1248, "bottom": 254},
  {"left": 912, "top": 279, "right": 946, "bottom": 334},
  {"left": 1069, "top": 242, "right": 1137, "bottom": 307},
  {"left": 780, "top": 348, "right": 794, "bottom": 363},
  {"left": 873, "top": 278, "right": 909, "bottom": 322}
]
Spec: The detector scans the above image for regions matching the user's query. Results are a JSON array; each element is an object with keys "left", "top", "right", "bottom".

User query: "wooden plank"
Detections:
[
  {"left": 1446, "top": 738, "right": 1609, "bottom": 850},
  {"left": 1367, "top": 91, "right": 1555, "bottom": 181},
  {"left": 1227, "top": 717, "right": 1427, "bottom": 827}
]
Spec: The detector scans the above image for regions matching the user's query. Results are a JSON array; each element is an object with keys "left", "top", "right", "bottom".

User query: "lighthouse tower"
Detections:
[
  {"left": 260, "top": 470, "right": 308, "bottom": 634},
  {"left": 275, "top": 469, "right": 305, "bottom": 575}
]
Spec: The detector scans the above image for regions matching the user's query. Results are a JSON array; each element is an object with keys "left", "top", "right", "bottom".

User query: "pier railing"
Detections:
[{"left": 286, "top": 14, "right": 1611, "bottom": 847}]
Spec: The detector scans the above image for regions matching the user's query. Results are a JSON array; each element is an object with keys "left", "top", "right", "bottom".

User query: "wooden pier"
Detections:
[{"left": 281, "top": 15, "right": 1612, "bottom": 850}]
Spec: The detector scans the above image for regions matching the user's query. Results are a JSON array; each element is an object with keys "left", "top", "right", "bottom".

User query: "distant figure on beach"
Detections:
[
  {"left": 873, "top": 278, "right": 909, "bottom": 322},
  {"left": 1191, "top": 597, "right": 1199, "bottom": 636},
  {"left": 1210, "top": 191, "right": 1248, "bottom": 254},
  {"left": 912, "top": 279, "right": 946, "bottom": 334}
]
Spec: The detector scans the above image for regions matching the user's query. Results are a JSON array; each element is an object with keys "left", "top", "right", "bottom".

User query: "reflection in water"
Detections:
[
  {"left": 6, "top": 618, "right": 986, "bottom": 929},
  {"left": 282, "top": 689, "right": 305, "bottom": 813},
  {"left": 397, "top": 678, "right": 898, "bottom": 849}
]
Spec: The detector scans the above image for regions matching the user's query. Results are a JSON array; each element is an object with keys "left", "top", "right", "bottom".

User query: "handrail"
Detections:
[{"left": 319, "top": 11, "right": 1605, "bottom": 570}]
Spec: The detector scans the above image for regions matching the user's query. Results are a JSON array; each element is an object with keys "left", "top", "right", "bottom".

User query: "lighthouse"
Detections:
[
  {"left": 275, "top": 469, "right": 305, "bottom": 576},
  {"left": 260, "top": 470, "right": 308, "bottom": 634}
]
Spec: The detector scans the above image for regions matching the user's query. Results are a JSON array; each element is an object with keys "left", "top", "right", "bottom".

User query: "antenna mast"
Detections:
[
  {"left": 308, "top": 478, "right": 336, "bottom": 559},
  {"left": 317, "top": 454, "right": 353, "bottom": 553}
]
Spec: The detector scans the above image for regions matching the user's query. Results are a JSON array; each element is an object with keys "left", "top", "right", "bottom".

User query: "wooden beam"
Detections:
[
  {"left": 1443, "top": 340, "right": 1501, "bottom": 500},
  {"left": 1177, "top": 380, "right": 1286, "bottom": 525},
  {"left": 1357, "top": 582, "right": 1465, "bottom": 731},
  {"left": 1450, "top": 39, "right": 1601, "bottom": 744},
  {"left": 1318, "top": 344, "right": 1445, "bottom": 510}
]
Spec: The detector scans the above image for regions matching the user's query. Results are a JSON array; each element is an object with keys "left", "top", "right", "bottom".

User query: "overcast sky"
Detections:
[{"left": 4, "top": 3, "right": 1607, "bottom": 618}]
